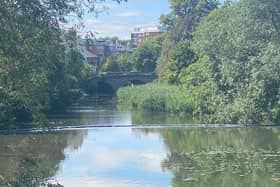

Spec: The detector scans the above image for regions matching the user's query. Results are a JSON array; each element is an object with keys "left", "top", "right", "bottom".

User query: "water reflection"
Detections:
[
  {"left": 49, "top": 96, "right": 132, "bottom": 127},
  {"left": 1, "top": 96, "right": 280, "bottom": 187},
  {"left": 2, "top": 127, "right": 280, "bottom": 187},
  {"left": 0, "top": 131, "right": 87, "bottom": 186},
  {"left": 131, "top": 111, "right": 194, "bottom": 125},
  {"left": 49, "top": 96, "right": 195, "bottom": 127},
  {"left": 135, "top": 127, "right": 280, "bottom": 187},
  {"left": 56, "top": 128, "right": 171, "bottom": 187}
]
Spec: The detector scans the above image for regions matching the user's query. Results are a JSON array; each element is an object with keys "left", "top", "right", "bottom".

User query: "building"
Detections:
[
  {"left": 131, "top": 26, "right": 166, "bottom": 49},
  {"left": 85, "top": 50, "right": 100, "bottom": 72},
  {"left": 79, "top": 39, "right": 131, "bottom": 73}
]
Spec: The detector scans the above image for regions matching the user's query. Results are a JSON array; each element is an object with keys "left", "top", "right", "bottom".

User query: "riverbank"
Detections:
[
  {"left": 117, "top": 83, "right": 280, "bottom": 125},
  {"left": 117, "top": 84, "right": 195, "bottom": 113}
]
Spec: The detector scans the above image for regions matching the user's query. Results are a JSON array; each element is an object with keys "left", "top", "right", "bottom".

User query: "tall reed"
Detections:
[{"left": 117, "top": 84, "right": 195, "bottom": 113}]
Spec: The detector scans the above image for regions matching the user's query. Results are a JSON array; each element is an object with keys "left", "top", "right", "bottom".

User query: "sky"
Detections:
[{"left": 76, "top": 0, "right": 170, "bottom": 40}]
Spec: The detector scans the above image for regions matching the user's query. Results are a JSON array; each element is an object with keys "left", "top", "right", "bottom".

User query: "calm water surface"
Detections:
[{"left": 0, "top": 96, "right": 280, "bottom": 187}]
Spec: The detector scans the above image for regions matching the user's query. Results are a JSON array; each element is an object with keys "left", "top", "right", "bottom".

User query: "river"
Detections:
[{"left": 0, "top": 96, "right": 280, "bottom": 187}]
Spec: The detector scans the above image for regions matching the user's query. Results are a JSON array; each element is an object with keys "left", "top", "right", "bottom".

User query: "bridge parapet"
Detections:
[
  {"left": 90, "top": 72, "right": 156, "bottom": 79},
  {"left": 87, "top": 72, "right": 157, "bottom": 92}
]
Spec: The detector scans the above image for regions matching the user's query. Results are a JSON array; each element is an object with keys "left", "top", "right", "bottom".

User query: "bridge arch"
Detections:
[
  {"left": 95, "top": 81, "right": 115, "bottom": 94},
  {"left": 87, "top": 72, "right": 157, "bottom": 93}
]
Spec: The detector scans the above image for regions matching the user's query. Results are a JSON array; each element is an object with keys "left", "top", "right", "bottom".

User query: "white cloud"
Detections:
[
  {"left": 76, "top": 18, "right": 134, "bottom": 39},
  {"left": 57, "top": 176, "right": 157, "bottom": 187},
  {"left": 93, "top": 2, "right": 119, "bottom": 10},
  {"left": 56, "top": 143, "right": 168, "bottom": 186},
  {"left": 71, "top": 145, "right": 166, "bottom": 173},
  {"left": 54, "top": 128, "right": 171, "bottom": 187},
  {"left": 56, "top": 146, "right": 167, "bottom": 186},
  {"left": 134, "top": 22, "right": 159, "bottom": 28},
  {"left": 115, "top": 10, "right": 142, "bottom": 17},
  {"left": 75, "top": 18, "right": 160, "bottom": 39}
]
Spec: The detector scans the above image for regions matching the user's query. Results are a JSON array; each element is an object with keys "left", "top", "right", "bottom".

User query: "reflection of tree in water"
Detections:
[
  {"left": 0, "top": 130, "right": 87, "bottom": 186},
  {"left": 135, "top": 127, "right": 280, "bottom": 187},
  {"left": 131, "top": 110, "right": 195, "bottom": 125}
]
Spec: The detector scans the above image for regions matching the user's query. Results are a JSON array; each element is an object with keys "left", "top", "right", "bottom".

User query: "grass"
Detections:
[{"left": 117, "top": 83, "right": 195, "bottom": 113}]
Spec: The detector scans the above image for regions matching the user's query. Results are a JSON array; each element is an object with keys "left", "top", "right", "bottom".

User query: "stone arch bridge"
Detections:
[{"left": 87, "top": 72, "right": 157, "bottom": 93}]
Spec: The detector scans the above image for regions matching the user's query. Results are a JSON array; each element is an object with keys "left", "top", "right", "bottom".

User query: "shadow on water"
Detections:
[
  {"left": 45, "top": 95, "right": 197, "bottom": 130},
  {"left": 0, "top": 95, "right": 196, "bottom": 134}
]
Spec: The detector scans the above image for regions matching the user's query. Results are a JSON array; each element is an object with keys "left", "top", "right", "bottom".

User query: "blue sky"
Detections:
[{"left": 79, "top": 0, "right": 170, "bottom": 39}]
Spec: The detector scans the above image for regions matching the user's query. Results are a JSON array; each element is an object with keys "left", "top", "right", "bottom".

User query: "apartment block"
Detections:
[{"left": 131, "top": 26, "right": 166, "bottom": 49}]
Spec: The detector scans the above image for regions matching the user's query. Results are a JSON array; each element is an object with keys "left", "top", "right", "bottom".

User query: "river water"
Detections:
[{"left": 0, "top": 96, "right": 280, "bottom": 187}]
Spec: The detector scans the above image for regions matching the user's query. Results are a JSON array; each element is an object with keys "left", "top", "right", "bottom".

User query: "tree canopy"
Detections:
[
  {"left": 121, "top": 0, "right": 280, "bottom": 124},
  {"left": 157, "top": 0, "right": 280, "bottom": 124},
  {"left": 0, "top": 0, "right": 125, "bottom": 124}
]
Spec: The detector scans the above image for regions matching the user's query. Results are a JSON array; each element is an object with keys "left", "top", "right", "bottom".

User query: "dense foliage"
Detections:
[
  {"left": 157, "top": 0, "right": 218, "bottom": 79},
  {"left": 118, "top": 0, "right": 280, "bottom": 125},
  {"left": 0, "top": 0, "right": 124, "bottom": 125},
  {"left": 182, "top": 0, "right": 280, "bottom": 124}
]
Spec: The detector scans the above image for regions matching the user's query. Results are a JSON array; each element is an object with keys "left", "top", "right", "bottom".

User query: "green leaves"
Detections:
[
  {"left": 164, "top": 40, "right": 196, "bottom": 84},
  {"left": 155, "top": 0, "right": 280, "bottom": 124},
  {"left": 0, "top": 1, "right": 123, "bottom": 124},
  {"left": 130, "top": 35, "right": 165, "bottom": 73},
  {"left": 157, "top": 0, "right": 218, "bottom": 82},
  {"left": 186, "top": 0, "right": 280, "bottom": 124}
]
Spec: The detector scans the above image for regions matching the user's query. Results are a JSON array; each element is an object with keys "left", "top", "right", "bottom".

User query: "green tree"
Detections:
[
  {"left": 169, "top": 0, "right": 219, "bottom": 40},
  {"left": 157, "top": 0, "right": 218, "bottom": 81},
  {"left": 186, "top": 0, "right": 280, "bottom": 124},
  {"left": 163, "top": 40, "right": 196, "bottom": 84},
  {"left": 117, "top": 53, "right": 133, "bottom": 72},
  {"left": 130, "top": 35, "right": 165, "bottom": 73},
  {"left": 101, "top": 56, "right": 120, "bottom": 72},
  {"left": 0, "top": 0, "right": 125, "bottom": 124}
]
